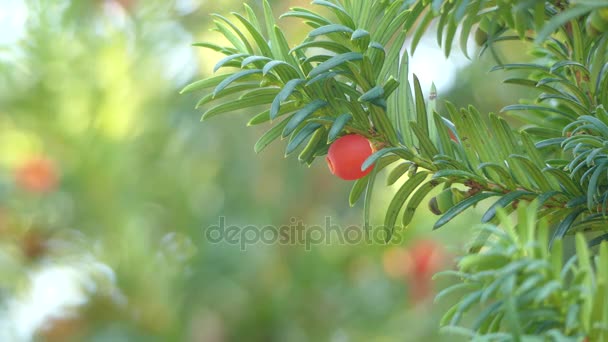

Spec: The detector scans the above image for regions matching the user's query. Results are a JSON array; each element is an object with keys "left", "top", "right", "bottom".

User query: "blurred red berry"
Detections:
[
  {"left": 408, "top": 240, "right": 445, "bottom": 278},
  {"left": 406, "top": 240, "right": 446, "bottom": 302},
  {"left": 15, "top": 157, "right": 59, "bottom": 194},
  {"left": 382, "top": 240, "right": 448, "bottom": 303},
  {"left": 326, "top": 134, "right": 373, "bottom": 180}
]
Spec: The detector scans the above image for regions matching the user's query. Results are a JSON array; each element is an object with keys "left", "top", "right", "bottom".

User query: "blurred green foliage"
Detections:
[{"left": 0, "top": 0, "right": 504, "bottom": 341}]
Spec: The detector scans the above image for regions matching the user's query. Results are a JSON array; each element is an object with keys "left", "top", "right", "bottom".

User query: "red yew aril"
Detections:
[
  {"left": 408, "top": 240, "right": 445, "bottom": 277},
  {"left": 15, "top": 157, "right": 59, "bottom": 194},
  {"left": 326, "top": 134, "right": 374, "bottom": 180},
  {"left": 382, "top": 240, "right": 447, "bottom": 303},
  {"left": 406, "top": 240, "right": 446, "bottom": 302}
]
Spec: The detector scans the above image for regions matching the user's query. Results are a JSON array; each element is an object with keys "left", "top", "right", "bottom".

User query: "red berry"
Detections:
[
  {"left": 405, "top": 240, "right": 447, "bottom": 303},
  {"left": 382, "top": 240, "right": 448, "bottom": 304},
  {"left": 408, "top": 240, "right": 444, "bottom": 277},
  {"left": 15, "top": 157, "right": 59, "bottom": 194},
  {"left": 326, "top": 134, "right": 373, "bottom": 180}
]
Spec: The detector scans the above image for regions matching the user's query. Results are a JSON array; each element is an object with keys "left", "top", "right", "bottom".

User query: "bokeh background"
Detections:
[{"left": 0, "top": 0, "right": 532, "bottom": 341}]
